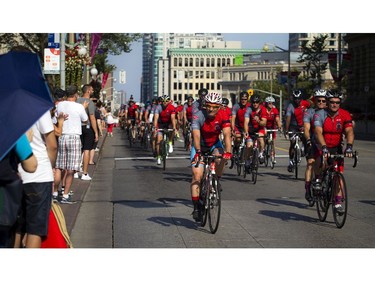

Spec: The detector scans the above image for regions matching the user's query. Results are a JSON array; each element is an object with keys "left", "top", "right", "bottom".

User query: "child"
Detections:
[{"left": 105, "top": 107, "right": 115, "bottom": 137}]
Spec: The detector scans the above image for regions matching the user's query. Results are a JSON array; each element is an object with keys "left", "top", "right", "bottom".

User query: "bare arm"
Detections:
[
  {"left": 222, "top": 127, "right": 232, "bottom": 153},
  {"left": 44, "top": 130, "right": 58, "bottom": 168}
]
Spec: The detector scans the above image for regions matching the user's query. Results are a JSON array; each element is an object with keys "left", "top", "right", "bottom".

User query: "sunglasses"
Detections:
[
  {"left": 316, "top": 99, "right": 326, "bottom": 103},
  {"left": 252, "top": 101, "right": 260, "bottom": 104},
  {"left": 241, "top": 99, "right": 248, "bottom": 101},
  {"left": 329, "top": 100, "right": 341, "bottom": 105}
]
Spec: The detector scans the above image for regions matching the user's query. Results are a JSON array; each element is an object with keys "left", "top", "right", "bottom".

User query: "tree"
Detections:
[
  {"left": 0, "top": 33, "right": 142, "bottom": 94},
  {"left": 297, "top": 34, "right": 328, "bottom": 94}
]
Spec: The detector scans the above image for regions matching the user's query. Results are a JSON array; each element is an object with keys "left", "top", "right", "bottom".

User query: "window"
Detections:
[
  {"left": 206, "top": 71, "right": 210, "bottom": 79},
  {"left": 174, "top": 58, "right": 178, "bottom": 67},
  {"left": 217, "top": 58, "right": 221, "bottom": 67},
  {"left": 178, "top": 58, "right": 182, "bottom": 67},
  {"left": 200, "top": 58, "right": 204, "bottom": 67},
  {"left": 195, "top": 58, "right": 199, "bottom": 67},
  {"left": 206, "top": 58, "right": 210, "bottom": 67},
  {"left": 211, "top": 58, "right": 215, "bottom": 67},
  {"left": 173, "top": 82, "right": 177, "bottom": 90},
  {"left": 185, "top": 58, "right": 188, "bottom": 67},
  {"left": 189, "top": 58, "right": 193, "bottom": 67},
  {"left": 211, "top": 83, "right": 214, "bottom": 90}
]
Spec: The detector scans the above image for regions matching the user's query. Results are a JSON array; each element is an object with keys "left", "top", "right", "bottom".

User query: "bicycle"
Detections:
[
  {"left": 264, "top": 129, "right": 280, "bottom": 169},
  {"left": 196, "top": 153, "right": 222, "bottom": 234},
  {"left": 313, "top": 151, "right": 358, "bottom": 228},
  {"left": 288, "top": 131, "right": 304, "bottom": 179},
  {"left": 183, "top": 122, "right": 192, "bottom": 151},
  {"left": 243, "top": 133, "right": 260, "bottom": 184},
  {"left": 157, "top": 128, "right": 174, "bottom": 170},
  {"left": 140, "top": 122, "right": 150, "bottom": 149},
  {"left": 229, "top": 133, "right": 246, "bottom": 177}
]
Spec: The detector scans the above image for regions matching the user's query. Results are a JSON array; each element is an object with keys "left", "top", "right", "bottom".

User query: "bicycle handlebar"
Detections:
[
  {"left": 320, "top": 150, "right": 358, "bottom": 168},
  {"left": 194, "top": 154, "right": 223, "bottom": 168}
]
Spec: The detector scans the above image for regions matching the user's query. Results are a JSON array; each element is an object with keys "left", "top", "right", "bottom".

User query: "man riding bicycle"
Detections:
[
  {"left": 285, "top": 90, "right": 311, "bottom": 172},
  {"left": 303, "top": 89, "right": 327, "bottom": 203},
  {"left": 125, "top": 99, "right": 139, "bottom": 143},
  {"left": 313, "top": 89, "right": 354, "bottom": 214},
  {"left": 190, "top": 92, "right": 232, "bottom": 222},
  {"left": 153, "top": 95, "right": 177, "bottom": 165},
  {"left": 265, "top": 96, "right": 282, "bottom": 164},
  {"left": 243, "top": 94, "right": 267, "bottom": 170},
  {"left": 231, "top": 91, "right": 251, "bottom": 155}
]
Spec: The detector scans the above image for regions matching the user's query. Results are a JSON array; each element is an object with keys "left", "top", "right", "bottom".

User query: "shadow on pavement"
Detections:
[
  {"left": 258, "top": 210, "right": 317, "bottom": 223},
  {"left": 256, "top": 198, "right": 308, "bottom": 209}
]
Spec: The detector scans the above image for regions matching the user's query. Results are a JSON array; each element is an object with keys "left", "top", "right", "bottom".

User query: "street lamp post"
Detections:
[{"left": 264, "top": 41, "right": 291, "bottom": 97}]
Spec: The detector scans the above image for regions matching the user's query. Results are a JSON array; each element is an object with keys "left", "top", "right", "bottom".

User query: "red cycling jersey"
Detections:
[
  {"left": 126, "top": 104, "right": 138, "bottom": 119},
  {"left": 155, "top": 103, "right": 176, "bottom": 124},
  {"left": 266, "top": 107, "right": 280, "bottom": 129},
  {"left": 313, "top": 108, "right": 353, "bottom": 148},
  {"left": 286, "top": 99, "right": 310, "bottom": 127},
  {"left": 192, "top": 108, "right": 230, "bottom": 148},
  {"left": 232, "top": 102, "right": 251, "bottom": 129}
]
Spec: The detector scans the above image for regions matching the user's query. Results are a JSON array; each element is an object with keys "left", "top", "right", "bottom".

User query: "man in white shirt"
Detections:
[
  {"left": 54, "top": 85, "right": 88, "bottom": 204},
  {"left": 16, "top": 110, "right": 57, "bottom": 247}
]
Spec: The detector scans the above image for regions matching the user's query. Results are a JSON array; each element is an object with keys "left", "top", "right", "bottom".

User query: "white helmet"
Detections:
[
  {"left": 265, "top": 96, "right": 275, "bottom": 103},
  {"left": 204, "top": 92, "right": 222, "bottom": 105},
  {"left": 314, "top": 89, "right": 327, "bottom": 97}
]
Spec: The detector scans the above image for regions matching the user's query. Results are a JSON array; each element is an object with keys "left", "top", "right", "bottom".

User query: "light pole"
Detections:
[{"left": 263, "top": 41, "right": 291, "bottom": 97}]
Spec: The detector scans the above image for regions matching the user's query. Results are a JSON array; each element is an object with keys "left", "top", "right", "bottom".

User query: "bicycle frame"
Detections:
[
  {"left": 288, "top": 131, "right": 303, "bottom": 179},
  {"left": 157, "top": 128, "right": 174, "bottom": 170},
  {"left": 196, "top": 154, "right": 222, "bottom": 234}
]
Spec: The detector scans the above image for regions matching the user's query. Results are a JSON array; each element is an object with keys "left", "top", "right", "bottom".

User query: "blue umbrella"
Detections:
[{"left": 0, "top": 51, "right": 54, "bottom": 161}]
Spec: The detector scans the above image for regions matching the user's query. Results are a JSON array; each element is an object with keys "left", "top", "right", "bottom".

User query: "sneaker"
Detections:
[
  {"left": 60, "top": 196, "right": 76, "bottom": 204},
  {"left": 74, "top": 172, "right": 79, "bottom": 179},
  {"left": 53, "top": 194, "right": 59, "bottom": 203},
  {"left": 95, "top": 147, "right": 100, "bottom": 152},
  {"left": 334, "top": 204, "right": 344, "bottom": 215},
  {"left": 81, "top": 173, "right": 92, "bottom": 181},
  {"left": 287, "top": 161, "right": 294, "bottom": 172},
  {"left": 157, "top": 157, "right": 161, "bottom": 165},
  {"left": 168, "top": 143, "right": 173, "bottom": 154},
  {"left": 192, "top": 209, "right": 202, "bottom": 222}
]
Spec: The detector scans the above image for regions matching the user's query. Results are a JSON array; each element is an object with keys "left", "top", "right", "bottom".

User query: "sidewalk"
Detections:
[{"left": 59, "top": 133, "right": 108, "bottom": 235}]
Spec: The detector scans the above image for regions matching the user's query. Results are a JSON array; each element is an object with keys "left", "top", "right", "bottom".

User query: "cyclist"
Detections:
[
  {"left": 265, "top": 96, "right": 282, "bottom": 164},
  {"left": 313, "top": 89, "right": 354, "bottom": 214},
  {"left": 192, "top": 88, "right": 208, "bottom": 115},
  {"left": 190, "top": 92, "right": 232, "bottom": 222},
  {"left": 231, "top": 91, "right": 251, "bottom": 156},
  {"left": 125, "top": 99, "right": 139, "bottom": 143},
  {"left": 285, "top": 90, "right": 311, "bottom": 172},
  {"left": 175, "top": 100, "right": 183, "bottom": 138},
  {"left": 222, "top": 97, "right": 232, "bottom": 117},
  {"left": 303, "top": 89, "right": 328, "bottom": 203},
  {"left": 243, "top": 94, "right": 268, "bottom": 170},
  {"left": 183, "top": 96, "right": 194, "bottom": 151},
  {"left": 118, "top": 104, "right": 126, "bottom": 130},
  {"left": 153, "top": 95, "right": 177, "bottom": 165},
  {"left": 149, "top": 98, "right": 160, "bottom": 157}
]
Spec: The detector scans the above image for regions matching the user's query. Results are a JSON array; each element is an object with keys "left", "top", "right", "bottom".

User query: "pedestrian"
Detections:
[
  {"left": 76, "top": 84, "right": 99, "bottom": 180},
  {"left": 106, "top": 107, "right": 115, "bottom": 137},
  {"left": 15, "top": 110, "right": 58, "bottom": 248},
  {"left": 54, "top": 85, "right": 88, "bottom": 204},
  {"left": 0, "top": 134, "right": 37, "bottom": 248}
]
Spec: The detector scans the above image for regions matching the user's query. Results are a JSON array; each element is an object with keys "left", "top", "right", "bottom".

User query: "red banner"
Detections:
[
  {"left": 101, "top": 73, "right": 109, "bottom": 89},
  {"left": 90, "top": 33, "right": 102, "bottom": 63}
]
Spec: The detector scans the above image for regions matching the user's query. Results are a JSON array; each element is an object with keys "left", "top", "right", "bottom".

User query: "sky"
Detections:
[{"left": 107, "top": 33, "right": 289, "bottom": 101}]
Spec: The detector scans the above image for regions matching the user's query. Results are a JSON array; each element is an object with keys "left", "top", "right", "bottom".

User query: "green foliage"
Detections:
[{"left": 297, "top": 34, "right": 328, "bottom": 92}]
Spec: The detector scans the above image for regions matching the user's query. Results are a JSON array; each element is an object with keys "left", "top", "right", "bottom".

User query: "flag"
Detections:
[
  {"left": 101, "top": 72, "right": 109, "bottom": 89},
  {"left": 90, "top": 33, "right": 102, "bottom": 63}
]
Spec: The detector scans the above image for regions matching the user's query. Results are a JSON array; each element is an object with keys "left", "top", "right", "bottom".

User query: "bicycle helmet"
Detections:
[
  {"left": 239, "top": 91, "right": 249, "bottom": 100},
  {"left": 325, "top": 89, "right": 343, "bottom": 100},
  {"left": 314, "top": 89, "right": 327, "bottom": 97},
  {"left": 204, "top": 92, "right": 222, "bottom": 105},
  {"left": 198, "top": 88, "right": 208, "bottom": 98},
  {"left": 160, "top": 95, "right": 171, "bottom": 102},
  {"left": 292, "top": 90, "right": 302, "bottom": 99},
  {"left": 222, "top": 97, "right": 229, "bottom": 106},
  {"left": 250, "top": 94, "right": 261, "bottom": 104},
  {"left": 265, "top": 96, "right": 275, "bottom": 103}
]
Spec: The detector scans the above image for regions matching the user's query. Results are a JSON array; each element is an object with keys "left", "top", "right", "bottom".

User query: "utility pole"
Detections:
[{"left": 60, "top": 33, "right": 65, "bottom": 90}]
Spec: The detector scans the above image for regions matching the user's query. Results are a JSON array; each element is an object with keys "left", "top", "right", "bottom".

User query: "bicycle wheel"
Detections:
[
  {"left": 237, "top": 148, "right": 243, "bottom": 176},
  {"left": 160, "top": 140, "right": 167, "bottom": 170},
  {"left": 264, "top": 143, "right": 270, "bottom": 167},
  {"left": 199, "top": 178, "right": 209, "bottom": 227},
  {"left": 316, "top": 173, "right": 331, "bottom": 222},
  {"left": 251, "top": 149, "right": 259, "bottom": 184},
  {"left": 128, "top": 130, "right": 133, "bottom": 148},
  {"left": 294, "top": 146, "right": 300, "bottom": 179},
  {"left": 332, "top": 173, "right": 348, "bottom": 229},
  {"left": 270, "top": 141, "right": 275, "bottom": 169},
  {"left": 208, "top": 175, "right": 221, "bottom": 234}
]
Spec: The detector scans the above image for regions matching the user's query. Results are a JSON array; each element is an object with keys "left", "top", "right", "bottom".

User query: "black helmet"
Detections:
[
  {"left": 326, "top": 89, "right": 343, "bottom": 100},
  {"left": 239, "top": 91, "right": 249, "bottom": 100},
  {"left": 198, "top": 88, "right": 208, "bottom": 98},
  {"left": 250, "top": 94, "right": 261, "bottom": 104},
  {"left": 222, "top": 98, "right": 229, "bottom": 106}
]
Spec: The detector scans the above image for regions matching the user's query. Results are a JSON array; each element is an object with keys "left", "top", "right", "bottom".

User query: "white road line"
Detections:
[{"left": 115, "top": 155, "right": 290, "bottom": 161}]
